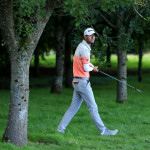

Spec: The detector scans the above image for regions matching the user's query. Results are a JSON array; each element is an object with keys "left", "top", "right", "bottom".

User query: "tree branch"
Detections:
[
  {"left": 26, "top": 0, "right": 57, "bottom": 56},
  {"left": 0, "top": 0, "right": 18, "bottom": 52},
  {"left": 100, "top": 12, "right": 117, "bottom": 29},
  {"left": 134, "top": 7, "right": 148, "bottom": 21}
]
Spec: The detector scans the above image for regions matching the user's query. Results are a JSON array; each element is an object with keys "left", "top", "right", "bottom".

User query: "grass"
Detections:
[
  {"left": 0, "top": 75, "right": 150, "bottom": 150},
  {"left": 109, "top": 53, "right": 150, "bottom": 71},
  {"left": 30, "top": 53, "right": 150, "bottom": 72},
  {"left": 0, "top": 53, "right": 150, "bottom": 149},
  {"left": 30, "top": 55, "right": 56, "bottom": 68}
]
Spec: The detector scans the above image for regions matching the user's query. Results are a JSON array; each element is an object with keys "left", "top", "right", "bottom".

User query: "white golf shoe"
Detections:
[
  {"left": 57, "top": 129, "right": 65, "bottom": 134},
  {"left": 101, "top": 128, "right": 118, "bottom": 136}
]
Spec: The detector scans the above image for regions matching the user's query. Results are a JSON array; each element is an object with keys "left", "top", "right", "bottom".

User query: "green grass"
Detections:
[
  {"left": 30, "top": 53, "right": 150, "bottom": 73},
  {"left": 0, "top": 75, "right": 150, "bottom": 150},
  {"left": 109, "top": 53, "right": 150, "bottom": 71},
  {"left": 30, "top": 55, "right": 56, "bottom": 68},
  {"left": 0, "top": 52, "right": 150, "bottom": 149}
]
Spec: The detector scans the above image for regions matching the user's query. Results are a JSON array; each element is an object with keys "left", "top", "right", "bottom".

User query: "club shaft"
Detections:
[{"left": 98, "top": 70, "right": 141, "bottom": 92}]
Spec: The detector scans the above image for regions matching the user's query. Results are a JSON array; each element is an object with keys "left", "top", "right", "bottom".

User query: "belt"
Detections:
[{"left": 74, "top": 77, "right": 89, "bottom": 80}]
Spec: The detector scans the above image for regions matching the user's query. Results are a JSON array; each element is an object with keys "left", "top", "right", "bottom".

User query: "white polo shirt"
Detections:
[{"left": 73, "top": 40, "right": 93, "bottom": 78}]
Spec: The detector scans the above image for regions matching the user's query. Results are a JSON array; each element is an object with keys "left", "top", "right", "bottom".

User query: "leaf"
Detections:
[{"left": 75, "top": 21, "right": 80, "bottom": 27}]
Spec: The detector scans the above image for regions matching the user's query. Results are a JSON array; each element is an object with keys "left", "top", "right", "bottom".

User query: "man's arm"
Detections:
[{"left": 83, "top": 63, "right": 98, "bottom": 72}]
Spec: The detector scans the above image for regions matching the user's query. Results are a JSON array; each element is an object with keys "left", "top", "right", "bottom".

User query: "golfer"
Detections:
[{"left": 57, "top": 28, "right": 118, "bottom": 136}]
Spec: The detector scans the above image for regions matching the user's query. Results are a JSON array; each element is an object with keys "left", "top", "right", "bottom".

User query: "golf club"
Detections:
[{"left": 98, "top": 69, "right": 141, "bottom": 93}]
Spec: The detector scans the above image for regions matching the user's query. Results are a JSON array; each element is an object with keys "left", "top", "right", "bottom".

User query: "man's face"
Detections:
[{"left": 84, "top": 34, "right": 95, "bottom": 45}]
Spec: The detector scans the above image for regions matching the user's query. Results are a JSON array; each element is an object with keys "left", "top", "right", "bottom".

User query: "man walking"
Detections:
[{"left": 57, "top": 28, "right": 118, "bottom": 136}]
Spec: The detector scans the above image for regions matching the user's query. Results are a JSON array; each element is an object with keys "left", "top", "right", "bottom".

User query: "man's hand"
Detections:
[
  {"left": 89, "top": 63, "right": 94, "bottom": 67},
  {"left": 92, "top": 66, "right": 98, "bottom": 72}
]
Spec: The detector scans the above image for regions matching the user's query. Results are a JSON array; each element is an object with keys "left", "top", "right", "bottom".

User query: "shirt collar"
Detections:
[{"left": 82, "top": 40, "right": 91, "bottom": 51}]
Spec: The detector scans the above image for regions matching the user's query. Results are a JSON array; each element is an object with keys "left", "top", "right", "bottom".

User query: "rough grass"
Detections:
[
  {"left": 0, "top": 75, "right": 150, "bottom": 150},
  {"left": 0, "top": 52, "right": 150, "bottom": 149}
]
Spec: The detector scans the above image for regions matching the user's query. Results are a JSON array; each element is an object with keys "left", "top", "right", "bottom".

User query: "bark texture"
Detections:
[
  {"left": 117, "top": 48, "right": 127, "bottom": 103},
  {"left": 51, "top": 15, "right": 65, "bottom": 93},
  {"left": 138, "top": 35, "right": 143, "bottom": 82},
  {"left": 106, "top": 45, "right": 111, "bottom": 67},
  {"left": 116, "top": 14, "right": 127, "bottom": 103},
  {"left": 0, "top": 0, "right": 56, "bottom": 146},
  {"left": 3, "top": 51, "right": 30, "bottom": 146}
]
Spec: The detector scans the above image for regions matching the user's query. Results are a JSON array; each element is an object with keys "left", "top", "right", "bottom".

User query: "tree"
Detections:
[
  {"left": 0, "top": 0, "right": 57, "bottom": 146},
  {"left": 133, "top": 0, "right": 150, "bottom": 82},
  {"left": 138, "top": 35, "right": 144, "bottom": 82},
  {"left": 51, "top": 11, "right": 66, "bottom": 93},
  {"left": 62, "top": 0, "right": 131, "bottom": 102},
  {"left": 93, "top": 0, "right": 135, "bottom": 103}
]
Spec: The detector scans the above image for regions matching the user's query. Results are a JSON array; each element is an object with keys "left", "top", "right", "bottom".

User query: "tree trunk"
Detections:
[
  {"left": 138, "top": 36, "right": 143, "bottom": 82},
  {"left": 0, "top": 0, "right": 56, "bottom": 146},
  {"left": 3, "top": 51, "right": 31, "bottom": 146},
  {"left": 51, "top": 16, "right": 65, "bottom": 93},
  {"left": 116, "top": 48, "right": 127, "bottom": 103},
  {"left": 65, "top": 32, "right": 73, "bottom": 88},
  {"left": 106, "top": 44, "right": 111, "bottom": 67},
  {"left": 116, "top": 11, "right": 127, "bottom": 103}
]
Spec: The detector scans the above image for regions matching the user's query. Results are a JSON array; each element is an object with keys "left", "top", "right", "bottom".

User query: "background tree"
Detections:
[
  {"left": 67, "top": 0, "right": 150, "bottom": 102},
  {"left": 95, "top": 0, "right": 142, "bottom": 103},
  {"left": 51, "top": 10, "right": 67, "bottom": 93},
  {"left": 133, "top": 0, "right": 150, "bottom": 82},
  {"left": 64, "top": 21, "right": 74, "bottom": 88}
]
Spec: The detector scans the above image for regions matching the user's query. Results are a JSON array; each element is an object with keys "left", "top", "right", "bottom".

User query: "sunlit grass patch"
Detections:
[
  {"left": 30, "top": 55, "right": 56, "bottom": 68},
  {"left": 30, "top": 53, "right": 150, "bottom": 73}
]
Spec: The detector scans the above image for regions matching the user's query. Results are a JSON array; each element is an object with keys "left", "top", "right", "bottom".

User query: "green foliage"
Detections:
[
  {"left": 92, "top": 37, "right": 107, "bottom": 65},
  {"left": 99, "top": 0, "right": 134, "bottom": 12},
  {"left": 129, "top": 19, "right": 144, "bottom": 34},
  {"left": 134, "top": 0, "right": 150, "bottom": 21},
  {"left": 95, "top": 27, "right": 113, "bottom": 64},
  {"left": 64, "top": 0, "right": 89, "bottom": 26},
  {"left": 64, "top": 0, "right": 147, "bottom": 63},
  {"left": 13, "top": 0, "right": 46, "bottom": 38},
  {"left": 64, "top": 0, "right": 99, "bottom": 26},
  {"left": 92, "top": 32, "right": 110, "bottom": 65},
  {"left": 118, "top": 28, "right": 134, "bottom": 52},
  {"left": 70, "top": 26, "right": 85, "bottom": 50}
]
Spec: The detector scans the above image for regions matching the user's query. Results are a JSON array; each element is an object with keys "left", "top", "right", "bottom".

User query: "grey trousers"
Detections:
[{"left": 57, "top": 78, "right": 106, "bottom": 134}]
